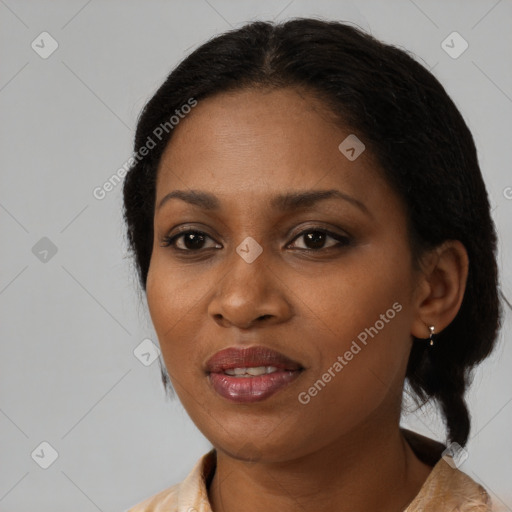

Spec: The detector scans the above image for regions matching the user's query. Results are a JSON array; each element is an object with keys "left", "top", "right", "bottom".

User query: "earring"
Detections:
[{"left": 428, "top": 325, "right": 435, "bottom": 346}]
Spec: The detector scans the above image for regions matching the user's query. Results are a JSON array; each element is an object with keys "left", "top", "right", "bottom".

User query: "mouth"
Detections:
[{"left": 205, "top": 346, "right": 304, "bottom": 403}]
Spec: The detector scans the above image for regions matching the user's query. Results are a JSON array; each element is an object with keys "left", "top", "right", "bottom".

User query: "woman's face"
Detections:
[{"left": 146, "top": 87, "right": 421, "bottom": 462}]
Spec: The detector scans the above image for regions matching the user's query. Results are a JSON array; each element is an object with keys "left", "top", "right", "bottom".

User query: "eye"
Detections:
[
  {"left": 287, "top": 228, "right": 351, "bottom": 251},
  {"left": 160, "top": 230, "right": 220, "bottom": 251},
  {"left": 160, "top": 227, "right": 351, "bottom": 253}
]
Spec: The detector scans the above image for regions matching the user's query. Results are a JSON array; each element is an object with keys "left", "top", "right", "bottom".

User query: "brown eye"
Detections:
[
  {"left": 289, "top": 229, "right": 351, "bottom": 251},
  {"left": 161, "top": 230, "right": 219, "bottom": 251}
]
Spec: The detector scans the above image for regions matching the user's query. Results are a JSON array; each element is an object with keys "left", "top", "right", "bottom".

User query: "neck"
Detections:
[{"left": 207, "top": 421, "right": 433, "bottom": 512}]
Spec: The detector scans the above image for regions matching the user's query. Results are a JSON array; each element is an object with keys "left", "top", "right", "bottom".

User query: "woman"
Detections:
[{"left": 123, "top": 18, "right": 502, "bottom": 511}]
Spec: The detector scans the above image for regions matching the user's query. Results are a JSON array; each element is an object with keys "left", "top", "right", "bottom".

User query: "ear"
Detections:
[{"left": 410, "top": 240, "right": 469, "bottom": 339}]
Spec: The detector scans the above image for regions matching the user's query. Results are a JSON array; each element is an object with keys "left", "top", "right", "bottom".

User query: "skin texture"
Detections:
[{"left": 146, "top": 87, "right": 469, "bottom": 512}]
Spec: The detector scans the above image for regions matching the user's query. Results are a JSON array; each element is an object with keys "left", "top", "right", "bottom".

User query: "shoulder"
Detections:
[
  {"left": 124, "top": 483, "right": 179, "bottom": 512},
  {"left": 124, "top": 449, "right": 216, "bottom": 512},
  {"left": 400, "top": 429, "right": 494, "bottom": 511},
  {"left": 405, "top": 456, "right": 493, "bottom": 511}
]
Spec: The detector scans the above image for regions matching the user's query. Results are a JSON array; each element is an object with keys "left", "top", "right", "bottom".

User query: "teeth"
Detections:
[
  {"left": 246, "top": 366, "right": 268, "bottom": 376},
  {"left": 224, "top": 366, "right": 278, "bottom": 377}
]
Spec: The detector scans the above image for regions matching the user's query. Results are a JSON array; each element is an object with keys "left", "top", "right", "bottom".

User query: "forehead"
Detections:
[{"left": 155, "top": 87, "right": 391, "bottom": 210}]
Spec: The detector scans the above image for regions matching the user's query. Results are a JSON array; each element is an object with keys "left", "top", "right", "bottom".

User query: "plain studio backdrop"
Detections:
[{"left": 0, "top": 0, "right": 511, "bottom": 510}]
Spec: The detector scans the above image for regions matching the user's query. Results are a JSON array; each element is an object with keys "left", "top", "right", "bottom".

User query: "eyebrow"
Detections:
[{"left": 157, "top": 189, "right": 370, "bottom": 216}]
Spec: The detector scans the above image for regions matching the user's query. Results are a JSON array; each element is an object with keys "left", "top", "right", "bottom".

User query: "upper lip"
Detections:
[{"left": 205, "top": 346, "right": 303, "bottom": 373}]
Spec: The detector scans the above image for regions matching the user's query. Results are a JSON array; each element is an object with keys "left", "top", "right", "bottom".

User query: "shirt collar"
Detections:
[{"left": 175, "top": 448, "right": 216, "bottom": 512}]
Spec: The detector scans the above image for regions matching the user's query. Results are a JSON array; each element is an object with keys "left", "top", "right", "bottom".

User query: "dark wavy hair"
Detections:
[{"left": 122, "top": 18, "right": 503, "bottom": 447}]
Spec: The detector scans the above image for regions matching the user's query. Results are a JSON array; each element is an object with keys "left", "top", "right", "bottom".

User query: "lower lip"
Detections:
[{"left": 208, "top": 370, "right": 302, "bottom": 403}]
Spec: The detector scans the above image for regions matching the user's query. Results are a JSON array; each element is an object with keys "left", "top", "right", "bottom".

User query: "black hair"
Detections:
[{"left": 122, "top": 18, "right": 503, "bottom": 447}]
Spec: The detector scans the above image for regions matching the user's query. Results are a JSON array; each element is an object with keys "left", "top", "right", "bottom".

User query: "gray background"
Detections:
[{"left": 1, "top": 0, "right": 511, "bottom": 510}]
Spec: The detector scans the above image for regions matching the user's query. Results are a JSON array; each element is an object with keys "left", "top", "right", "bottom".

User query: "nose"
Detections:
[{"left": 207, "top": 249, "right": 293, "bottom": 330}]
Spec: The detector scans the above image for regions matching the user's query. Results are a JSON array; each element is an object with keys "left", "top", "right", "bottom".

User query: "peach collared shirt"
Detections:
[{"left": 126, "top": 431, "right": 493, "bottom": 512}]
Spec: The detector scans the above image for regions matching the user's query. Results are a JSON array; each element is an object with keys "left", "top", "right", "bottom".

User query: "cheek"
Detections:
[
  {"left": 146, "top": 255, "right": 210, "bottom": 330},
  {"left": 294, "top": 255, "right": 412, "bottom": 406},
  {"left": 294, "top": 309, "right": 410, "bottom": 445},
  {"left": 145, "top": 261, "right": 201, "bottom": 365},
  {"left": 298, "top": 250, "right": 409, "bottom": 341}
]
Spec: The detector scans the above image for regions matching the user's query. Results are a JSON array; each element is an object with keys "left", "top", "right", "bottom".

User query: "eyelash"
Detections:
[{"left": 160, "top": 227, "right": 352, "bottom": 254}]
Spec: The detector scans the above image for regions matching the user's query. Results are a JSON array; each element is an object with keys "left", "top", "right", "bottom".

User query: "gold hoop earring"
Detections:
[{"left": 429, "top": 325, "right": 435, "bottom": 346}]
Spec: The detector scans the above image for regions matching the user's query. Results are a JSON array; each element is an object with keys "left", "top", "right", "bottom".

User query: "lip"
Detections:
[
  {"left": 205, "top": 346, "right": 303, "bottom": 373},
  {"left": 205, "top": 346, "right": 304, "bottom": 403}
]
